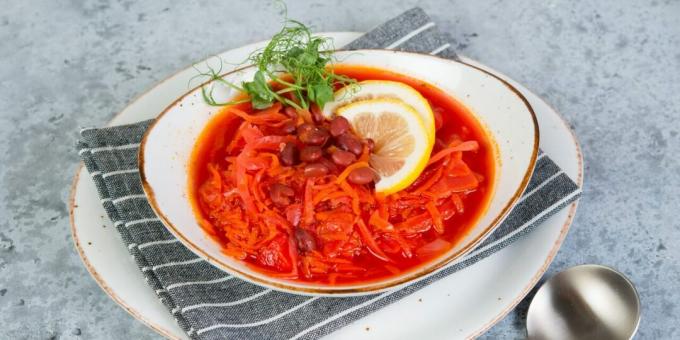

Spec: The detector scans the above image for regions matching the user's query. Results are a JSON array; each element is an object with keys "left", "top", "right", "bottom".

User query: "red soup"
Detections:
[{"left": 189, "top": 66, "right": 495, "bottom": 285}]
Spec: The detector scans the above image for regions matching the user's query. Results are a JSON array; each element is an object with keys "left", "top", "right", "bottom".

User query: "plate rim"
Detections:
[{"left": 69, "top": 31, "right": 583, "bottom": 339}]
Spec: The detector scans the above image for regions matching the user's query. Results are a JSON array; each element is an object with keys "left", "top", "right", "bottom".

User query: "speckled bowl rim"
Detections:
[
  {"left": 68, "top": 32, "right": 584, "bottom": 339},
  {"left": 138, "top": 49, "right": 540, "bottom": 295}
]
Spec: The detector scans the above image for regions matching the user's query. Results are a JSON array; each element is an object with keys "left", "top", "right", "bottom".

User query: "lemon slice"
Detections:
[
  {"left": 336, "top": 98, "right": 433, "bottom": 194},
  {"left": 322, "top": 80, "right": 436, "bottom": 144}
]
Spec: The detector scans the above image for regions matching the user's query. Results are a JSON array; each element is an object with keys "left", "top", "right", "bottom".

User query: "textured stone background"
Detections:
[{"left": 1, "top": 0, "right": 678, "bottom": 339}]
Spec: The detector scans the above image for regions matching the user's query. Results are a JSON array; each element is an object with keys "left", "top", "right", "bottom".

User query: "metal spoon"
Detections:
[{"left": 526, "top": 264, "right": 641, "bottom": 340}]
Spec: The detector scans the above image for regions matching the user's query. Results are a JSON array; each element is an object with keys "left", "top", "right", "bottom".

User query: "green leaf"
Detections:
[
  {"left": 310, "top": 82, "right": 333, "bottom": 109},
  {"left": 242, "top": 71, "right": 275, "bottom": 109}
]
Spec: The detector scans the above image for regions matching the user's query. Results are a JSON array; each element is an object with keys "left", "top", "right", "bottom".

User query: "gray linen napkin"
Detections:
[{"left": 77, "top": 8, "right": 581, "bottom": 340}]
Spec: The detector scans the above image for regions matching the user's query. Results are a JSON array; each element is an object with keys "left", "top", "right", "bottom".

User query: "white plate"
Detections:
[{"left": 70, "top": 32, "right": 582, "bottom": 339}]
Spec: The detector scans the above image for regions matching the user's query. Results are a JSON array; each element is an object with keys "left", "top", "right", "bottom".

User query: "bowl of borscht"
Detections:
[{"left": 140, "top": 48, "right": 538, "bottom": 296}]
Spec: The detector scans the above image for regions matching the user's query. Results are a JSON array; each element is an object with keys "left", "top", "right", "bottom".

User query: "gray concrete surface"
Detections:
[{"left": 1, "top": 0, "right": 679, "bottom": 338}]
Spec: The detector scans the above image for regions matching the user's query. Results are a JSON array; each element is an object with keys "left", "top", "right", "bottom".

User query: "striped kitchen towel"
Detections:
[{"left": 76, "top": 7, "right": 581, "bottom": 340}]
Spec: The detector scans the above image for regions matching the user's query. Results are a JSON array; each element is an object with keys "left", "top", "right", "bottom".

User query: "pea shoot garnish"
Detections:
[{"left": 195, "top": 19, "right": 355, "bottom": 110}]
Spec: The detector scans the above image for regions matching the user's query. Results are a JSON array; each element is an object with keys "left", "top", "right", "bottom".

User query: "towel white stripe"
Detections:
[
  {"left": 182, "top": 290, "right": 272, "bottom": 313},
  {"left": 102, "top": 169, "right": 139, "bottom": 178},
  {"left": 430, "top": 43, "right": 451, "bottom": 55},
  {"left": 536, "top": 152, "right": 547, "bottom": 161},
  {"left": 290, "top": 191, "right": 580, "bottom": 340},
  {"left": 142, "top": 257, "right": 203, "bottom": 272},
  {"left": 127, "top": 243, "right": 137, "bottom": 250},
  {"left": 125, "top": 217, "right": 160, "bottom": 228},
  {"left": 196, "top": 297, "right": 319, "bottom": 334},
  {"left": 155, "top": 289, "right": 167, "bottom": 294},
  {"left": 113, "top": 217, "right": 160, "bottom": 228},
  {"left": 167, "top": 276, "right": 234, "bottom": 290},
  {"left": 138, "top": 238, "right": 180, "bottom": 250},
  {"left": 89, "top": 171, "right": 102, "bottom": 177},
  {"left": 385, "top": 22, "right": 435, "bottom": 49},
  {"left": 518, "top": 170, "right": 564, "bottom": 203},
  {"left": 110, "top": 194, "right": 146, "bottom": 204},
  {"left": 78, "top": 142, "right": 140, "bottom": 155}
]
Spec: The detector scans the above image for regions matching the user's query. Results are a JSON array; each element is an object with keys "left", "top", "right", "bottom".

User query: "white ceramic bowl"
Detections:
[{"left": 140, "top": 49, "right": 539, "bottom": 296}]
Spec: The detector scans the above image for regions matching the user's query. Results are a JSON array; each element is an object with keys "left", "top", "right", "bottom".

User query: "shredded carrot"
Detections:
[
  {"left": 427, "top": 141, "right": 479, "bottom": 166},
  {"left": 339, "top": 180, "right": 360, "bottom": 214},
  {"left": 259, "top": 152, "right": 280, "bottom": 169},
  {"left": 312, "top": 186, "right": 341, "bottom": 204},
  {"left": 358, "top": 145, "right": 370, "bottom": 163},
  {"left": 251, "top": 169, "right": 267, "bottom": 209},
  {"left": 375, "top": 194, "right": 389, "bottom": 220},
  {"left": 301, "top": 256, "right": 312, "bottom": 278},
  {"left": 336, "top": 161, "right": 369, "bottom": 184},
  {"left": 207, "top": 163, "right": 222, "bottom": 190},
  {"left": 390, "top": 232, "right": 413, "bottom": 258},
  {"left": 288, "top": 235, "right": 299, "bottom": 277},
  {"left": 313, "top": 191, "right": 349, "bottom": 205},
  {"left": 313, "top": 180, "right": 338, "bottom": 191},
  {"left": 225, "top": 103, "right": 288, "bottom": 125},
  {"left": 451, "top": 194, "right": 464, "bottom": 213},
  {"left": 296, "top": 108, "right": 313, "bottom": 123},
  {"left": 226, "top": 122, "right": 248, "bottom": 153},
  {"left": 355, "top": 219, "right": 391, "bottom": 262},
  {"left": 303, "top": 179, "right": 315, "bottom": 226},
  {"left": 369, "top": 212, "right": 393, "bottom": 231},
  {"left": 426, "top": 202, "right": 444, "bottom": 234},
  {"left": 234, "top": 158, "right": 257, "bottom": 214},
  {"left": 255, "top": 102, "right": 284, "bottom": 117},
  {"left": 413, "top": 167, "right": 443, "bottom": 194}
]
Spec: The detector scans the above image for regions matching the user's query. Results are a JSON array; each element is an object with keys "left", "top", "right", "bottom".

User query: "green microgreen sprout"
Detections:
[{"left": 192, "top": 16, "right": 356, "bottom": 110}]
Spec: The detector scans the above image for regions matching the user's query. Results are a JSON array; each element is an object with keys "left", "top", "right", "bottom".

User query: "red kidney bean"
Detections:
[
  {"left": 300, "top": 145, "right": 323, "bottom": 162},
  {"left": 310, "top": 104, "right": 324, "bottom": 124},
  {"left": 284, "top": 106, "right": 298, "bottom": 119},
  {"left": 269, "top": 183, "right": 295, "bottom": 206},
  {"left": 280, "top": 120, "right": 297, "bottom": 135},
  {"left": 365, "top": 138, "right": 375, "bottom": 152},
  {"left": 331, "top": 149, "right": 356, "bottom": 166},
  {"left": 279, "top": 142, "right": 297, "bottom": 166},
  {"left": 297, "top": 122, "right": 314, "bottom": 134},
  {"left": 304, "top": 163, "right": 329, "bottom": 177},
  {"left": 329, "top": 116, "right": 351, "bottom": 137},
  {"left": 294, "top": 227, "right": 317, "bottom": 252},
  {"left": 336, "top": 132, "right": 363, "bottom": 155},
  {"left": 348, "top": 167, "right": 377, "bottom": 185},
  {"left": 299, "top": 126, "right": 329, "bottom": 146},
  {"left": 318, "top": 156, "right": 339, "bottom": 173}
]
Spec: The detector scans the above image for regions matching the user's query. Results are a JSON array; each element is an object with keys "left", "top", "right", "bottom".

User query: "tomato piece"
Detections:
[
  {"left": 240, "top": 123, "right": 264, "bottom": 144},
  {"left": 285, "top": 204, "right": 303, "bottom": 227},
  {"left": 256, "top": 235, "right": 292, "bottom": 272},
  {"left": 429, "top": 173, "right": 479, "bottom": 196},
  {"left": 316, "top": 219, "right": 354, "bottom": 242},
  {"left": 396, "top": 212, "right": 433, "bottom": 235},
  {"left": 433, "top": 107, "right": 444, "bottom": 130},
  {"left": 416, "top": 238, "right": 451, "bottom": 259}
]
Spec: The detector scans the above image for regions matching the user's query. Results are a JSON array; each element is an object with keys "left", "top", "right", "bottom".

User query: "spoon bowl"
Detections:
[{"left": 527, "top": 264, "right": 641, "bottom": 340}]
